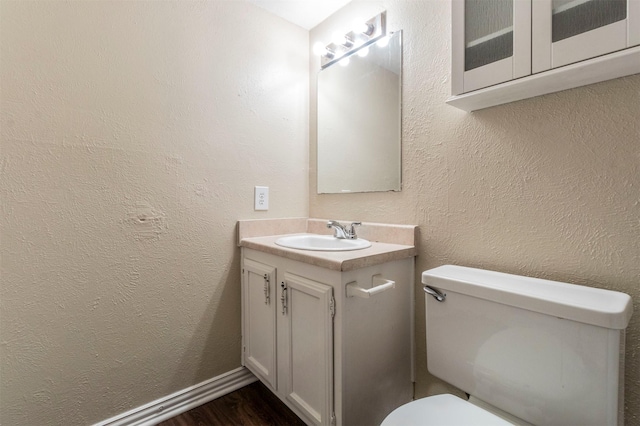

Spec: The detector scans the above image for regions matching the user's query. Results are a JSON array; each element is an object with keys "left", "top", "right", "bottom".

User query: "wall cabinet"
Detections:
[
  {"left": 241, "top": 247, "right": 413, "bottom": 426},
  {"left": 453, "top": 0, "right": 532, "bottom": 94},
  {"left": 450, "top": 0, "right": 640, "bottom": 111},
  {"left": 532, "top": 0, "right": 640, "bottom": 72}
]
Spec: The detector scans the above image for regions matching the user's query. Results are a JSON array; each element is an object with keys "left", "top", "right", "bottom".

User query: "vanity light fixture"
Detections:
[
  {"left": 313, "top": 42, "right": 335, "bottom": 59},
  {"left": 315, "top": 11, "right": 386, "bottom": 68}
]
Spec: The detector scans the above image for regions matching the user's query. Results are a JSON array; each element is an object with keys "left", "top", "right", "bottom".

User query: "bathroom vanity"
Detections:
[{"left": 238, "top": 218, "right": 417, "bottom": 426}]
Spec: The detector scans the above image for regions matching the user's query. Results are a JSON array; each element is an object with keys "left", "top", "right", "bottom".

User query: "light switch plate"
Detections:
[{"left": 254, "top": 186, "right": 269, "bottom": 211}]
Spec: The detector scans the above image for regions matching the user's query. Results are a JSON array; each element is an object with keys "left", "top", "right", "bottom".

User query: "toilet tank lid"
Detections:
[{"left": 422, "top": 265, "right": 633, "bottom": 330}]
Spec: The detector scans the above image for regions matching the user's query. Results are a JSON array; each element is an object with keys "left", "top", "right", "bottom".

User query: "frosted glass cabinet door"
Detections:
[
  {"left": 533, "top": 0, "right": 640, "bottom": 72},
  {"left": 452, "top": 0, "right": 532, "bottom": 94}
]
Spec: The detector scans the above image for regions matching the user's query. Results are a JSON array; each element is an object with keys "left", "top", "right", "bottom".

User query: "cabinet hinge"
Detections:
[{"left": 329, "top": 296, "right": 336, "bottom": 319}]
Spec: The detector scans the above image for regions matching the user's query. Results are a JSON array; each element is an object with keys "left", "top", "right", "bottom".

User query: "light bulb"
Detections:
[
  {"left": 376, "top": 36, "right": 389, "bottom": 48},
  {"left": 313, "top": 41, "right": 327, "bottom": 56},
  {"left": 357, "top": 46, "right": 369, "bottom": 57},
  {"left": 339, "top": 56, "right": 350, "bottom": 67}
]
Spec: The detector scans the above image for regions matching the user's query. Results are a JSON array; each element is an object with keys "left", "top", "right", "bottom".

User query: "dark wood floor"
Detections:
[{"left": 157, "top": 381, "right": 306, "bottom": 426}]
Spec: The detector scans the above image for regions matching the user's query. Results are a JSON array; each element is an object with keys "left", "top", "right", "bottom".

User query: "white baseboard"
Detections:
[{"left": 95, "top": 367, "right": 258, "bottom": 426}]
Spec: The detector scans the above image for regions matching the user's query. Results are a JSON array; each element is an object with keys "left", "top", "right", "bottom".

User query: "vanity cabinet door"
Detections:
[
  {"left": 242, "top": 258, "right": 277, "bottom": 390},
  {"left": 532, "top": 0, "right": 640, "bottom": 73},
  {"left": 281, "top": 272, "right": 334, "bottom": 426},
  {"left": 452, "top": 0, "right": 532, "bottom": 94}
]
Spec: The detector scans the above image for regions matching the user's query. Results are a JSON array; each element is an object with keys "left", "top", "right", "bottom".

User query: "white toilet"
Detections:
[{"left": 383, "top": 265, "right": 633, "bottom": 426}]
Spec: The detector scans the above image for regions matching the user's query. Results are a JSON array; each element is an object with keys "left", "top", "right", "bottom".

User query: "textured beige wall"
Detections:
[
  {"left": 310, "top": 1, "right": 640, "bottom": 423},
  {"left": 0, "top": 1, "right": 308, "bottom": 425},
  {"left": 2, "top": 0, "right": 638, "bottom": 424}
]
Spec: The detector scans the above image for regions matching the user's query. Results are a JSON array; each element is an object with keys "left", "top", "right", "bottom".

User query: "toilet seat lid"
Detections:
[{"left": 381, "top": 394, "right": 513, "bottom": 426}]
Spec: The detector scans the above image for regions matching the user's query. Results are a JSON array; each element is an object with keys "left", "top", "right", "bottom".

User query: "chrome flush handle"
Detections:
[{"left": 423, "top": 285, "right": 446, "bottom": 302}]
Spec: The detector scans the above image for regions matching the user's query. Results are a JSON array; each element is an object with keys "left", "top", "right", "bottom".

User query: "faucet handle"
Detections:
[{"left": 349, "top": 222, "right": 362, "bottom": 238}]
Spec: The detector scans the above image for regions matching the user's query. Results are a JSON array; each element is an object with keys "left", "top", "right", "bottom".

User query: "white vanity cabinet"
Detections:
[
  {"left": 242, "top": 253, "right": 334, "bottom": 425},
  {"left": 450, "top": 0, "right": 640, "bottom": 111},
  {"left": 241, "top": 247, "right": 414, "bottom": 426}
]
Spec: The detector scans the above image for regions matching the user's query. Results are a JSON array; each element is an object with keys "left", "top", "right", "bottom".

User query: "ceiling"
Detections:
[{"left": 246, "top": 0, "right": 351, "bottom": 30}]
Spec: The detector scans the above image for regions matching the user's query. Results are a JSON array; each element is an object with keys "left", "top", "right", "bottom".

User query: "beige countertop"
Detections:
[{"left": 239, "top": 233, "right": 417, "bottom": 272}]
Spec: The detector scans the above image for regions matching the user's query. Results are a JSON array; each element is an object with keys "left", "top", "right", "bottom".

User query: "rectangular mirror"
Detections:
[{"left": 317, "top": 31, "right": 402, "bottom": 194}]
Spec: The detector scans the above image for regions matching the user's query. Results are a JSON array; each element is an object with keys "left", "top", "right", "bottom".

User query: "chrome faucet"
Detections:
[{"left": 326, "top": 220, "right": 362, "bottom": 240}]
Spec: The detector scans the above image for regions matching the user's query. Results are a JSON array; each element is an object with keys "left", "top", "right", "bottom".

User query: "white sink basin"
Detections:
[{"left": 275, "top": 234, "right": 371, "bottom": 251}]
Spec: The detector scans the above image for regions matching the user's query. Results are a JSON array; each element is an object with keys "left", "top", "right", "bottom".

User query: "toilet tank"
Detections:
[{"left": 423, "top": 265, "right": 633, "bottom": 426}]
